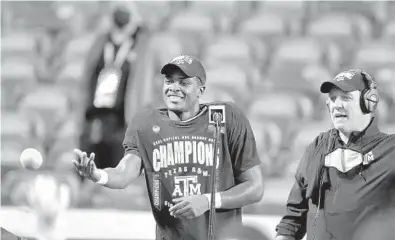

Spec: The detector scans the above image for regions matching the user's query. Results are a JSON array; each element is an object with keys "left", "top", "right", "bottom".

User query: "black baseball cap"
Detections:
[
  {"left": 161, "top": 55, "right": 206, "bottom": 85},
  {"left": 320, "top": 69, "right": 368, "bottom": 93}
]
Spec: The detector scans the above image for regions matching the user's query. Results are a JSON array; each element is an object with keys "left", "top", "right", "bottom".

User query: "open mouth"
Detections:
[
  {"left": 333, "top": 113, "right": 347, "bottom": 120},
  {"left": 167, "top": 95, "right": 184, "bottom": 101}
]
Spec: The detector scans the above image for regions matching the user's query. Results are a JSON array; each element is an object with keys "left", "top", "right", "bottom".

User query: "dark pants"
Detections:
[{"left": 80, "top": 113, "right": 125, "bottom": 169}]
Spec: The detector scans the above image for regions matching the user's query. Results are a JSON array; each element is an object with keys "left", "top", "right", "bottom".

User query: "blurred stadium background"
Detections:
[{"left": 1, "top": 1, "right": 395, "bottom": 239}]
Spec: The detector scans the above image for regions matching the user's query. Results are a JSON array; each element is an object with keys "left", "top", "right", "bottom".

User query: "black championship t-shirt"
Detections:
[{"left": 123, "top": 102, "right": 261, "bottom": 240}]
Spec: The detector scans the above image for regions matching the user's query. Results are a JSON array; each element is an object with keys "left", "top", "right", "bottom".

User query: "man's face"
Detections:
[
  {"left": 327, "top": 87, "right": 365, "bottom": 133},
  {"left": 162, "top": 70, "right": 203, "bottom": 112}
]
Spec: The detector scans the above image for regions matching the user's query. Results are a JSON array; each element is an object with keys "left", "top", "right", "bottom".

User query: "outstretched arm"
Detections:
[
  {"left": 93, "top": 111, "right": 144, "bottom": 189},
  {"left": 73, "top": 149, "right": 142, "bottom": 189},
  {"left": 99, "top": 153, "right": 142, "bottom": 189}
]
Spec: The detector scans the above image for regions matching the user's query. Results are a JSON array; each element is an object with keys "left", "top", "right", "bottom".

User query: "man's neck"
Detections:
[
  {"left": 338, "top": 117, "right": 373, "bottom": 144},
  {"left": 338, "top": 131, "right": 351, "bottom": 144},
  {"left": 168, "top": 105, "right": 201, "bottom": 122}
]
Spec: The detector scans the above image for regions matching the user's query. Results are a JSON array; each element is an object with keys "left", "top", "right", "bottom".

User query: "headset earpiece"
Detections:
[{"left": 360, "top": 70, "right": 379, "bottom": 114}]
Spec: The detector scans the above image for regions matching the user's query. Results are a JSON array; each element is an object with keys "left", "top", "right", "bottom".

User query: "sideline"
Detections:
[{"left": 0, "top": 207, "right": 281, "bottom": 239}]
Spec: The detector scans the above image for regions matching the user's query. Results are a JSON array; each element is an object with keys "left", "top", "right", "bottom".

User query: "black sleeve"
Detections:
[
  {"left": 227, "top": 103, "right": 261, "bottom": 176},
  {"left": 275, "top": 180, "right": 308, "bottom": 239},
  {"left": 275, "top": 145, "right": 312, "bottom": 239}
]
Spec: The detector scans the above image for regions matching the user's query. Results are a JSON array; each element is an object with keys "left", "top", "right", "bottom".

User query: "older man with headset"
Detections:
[{"left": 275, "top": 69, "right": 395, "bottom": 240}]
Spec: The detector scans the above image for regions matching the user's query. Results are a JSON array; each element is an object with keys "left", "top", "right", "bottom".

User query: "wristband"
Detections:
[
  {"left": 96, "top": 169, "right": 108, "bottom": 185},
  {"left": 204, "top": 192, "right": 222, "bottom": 209}
]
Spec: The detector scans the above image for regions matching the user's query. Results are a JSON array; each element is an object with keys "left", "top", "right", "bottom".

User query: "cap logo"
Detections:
[
  {"left": 369, "top": 94, "right": 378, "bottom": 102},
  {"left": 170, "top": 55, "right": 193, "bottom": 65},
  {"left": 334, "top": 71, "right": 356, "bottom": 82}
]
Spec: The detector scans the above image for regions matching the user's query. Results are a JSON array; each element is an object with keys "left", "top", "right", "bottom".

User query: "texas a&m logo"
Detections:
[
  {"left": 172, "top": 175, "right": 201, "bottom": 197},
  {"left": 363, "top": 151, "right": 375, "bottom": 165}
]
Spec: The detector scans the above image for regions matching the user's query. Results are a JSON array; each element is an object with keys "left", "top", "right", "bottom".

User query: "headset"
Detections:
[
  {"left": 325, "top": 69, "right": 379, "bottom": 114},
  {"left": 359, "top": 70, "right": 379, "bottom": 114}
]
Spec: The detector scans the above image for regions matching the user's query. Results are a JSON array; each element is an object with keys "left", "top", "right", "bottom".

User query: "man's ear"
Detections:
[{"left": 198, "top": 86, "right": 206, "bottom": 98}]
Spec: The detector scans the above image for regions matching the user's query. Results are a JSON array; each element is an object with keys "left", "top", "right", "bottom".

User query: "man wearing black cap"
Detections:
[
  {"left": 73, "top": 55, "right": 264, "bottom": 240},
  {"left": 275, "top": 69, "right": 395, "bottom": 240}
]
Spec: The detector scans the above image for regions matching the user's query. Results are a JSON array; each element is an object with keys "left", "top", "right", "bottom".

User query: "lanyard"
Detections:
[{"left": 103, "top": 38, "right": 133, "bottom": 68}]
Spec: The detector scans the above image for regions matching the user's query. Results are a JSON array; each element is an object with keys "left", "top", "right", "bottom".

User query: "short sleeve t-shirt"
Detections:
[{"left": 123, "top": 102, "right": 261, "bottom": 240}]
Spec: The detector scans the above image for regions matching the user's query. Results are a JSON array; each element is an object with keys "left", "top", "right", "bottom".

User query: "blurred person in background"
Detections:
[
  {"left": 27, "top": 174, "right": 70, "bottom": 240},
  {"left": 73, "top": 55, "right": 264, "bottom": 240},
  {"left": 2, "top": 169, "right": 72, "bottom": 240},
  {"left": 80, "top": 4, "right": 147, "bottom": 170},
  {"left": 275, "top": 69, "right": 395, "bottom": 240}
]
